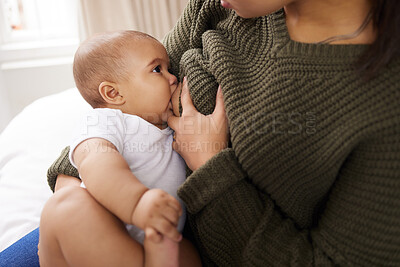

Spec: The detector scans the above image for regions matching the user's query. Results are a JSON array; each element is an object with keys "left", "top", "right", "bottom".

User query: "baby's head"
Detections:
[
  {"left": 73, "top": 30, "right": 178, "bottom": 127},
  {"left": 73, "top": 31, "right": 152, "bottom": 108}
]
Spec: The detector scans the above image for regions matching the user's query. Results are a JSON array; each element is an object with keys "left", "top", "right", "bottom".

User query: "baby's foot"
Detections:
[{"left": 143, "top": 228, "right": 179, "bottom": 267}]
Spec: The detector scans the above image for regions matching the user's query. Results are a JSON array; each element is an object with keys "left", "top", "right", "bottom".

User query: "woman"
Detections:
[
  {"left": 162, "top": 0, "right": 400, "bottom": 265},
  {"left": 2, "top": 0, "right": 399, "bottom": 266}
]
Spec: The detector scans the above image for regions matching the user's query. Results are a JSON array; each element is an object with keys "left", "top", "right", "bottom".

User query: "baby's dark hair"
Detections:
[{"left": 73, "top": 30, "right": 157, "bottom": 108}]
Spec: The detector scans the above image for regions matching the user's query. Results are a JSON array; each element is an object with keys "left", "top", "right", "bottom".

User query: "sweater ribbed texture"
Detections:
[
  {"left": 164, "top": 0, "right": 400, "bottom": 266},
  {"left": 47, "top": 0, "right": 400, "bottom": 265},
  {"left": 47, "top": 146, "right": 79, "bottom": 192}
]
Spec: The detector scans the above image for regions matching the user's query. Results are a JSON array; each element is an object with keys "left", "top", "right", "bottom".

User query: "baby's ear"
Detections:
[{"left": 98, "top": 82, "right": 125, "bottom": 105}]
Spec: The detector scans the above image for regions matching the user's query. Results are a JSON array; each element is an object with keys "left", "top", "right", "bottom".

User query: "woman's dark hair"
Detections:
[{"left": 358, "top": 0, "right": 400, "bottom": 79}]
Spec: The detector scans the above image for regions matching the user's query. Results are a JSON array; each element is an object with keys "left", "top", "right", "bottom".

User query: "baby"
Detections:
[{"left": 39, "top": 30, "right": 199, "bottom": 267}]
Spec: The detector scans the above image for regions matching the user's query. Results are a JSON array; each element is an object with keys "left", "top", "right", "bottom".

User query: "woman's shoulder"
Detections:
[{"left": 185, "top": 0, "right": 277, "bottom": 36}]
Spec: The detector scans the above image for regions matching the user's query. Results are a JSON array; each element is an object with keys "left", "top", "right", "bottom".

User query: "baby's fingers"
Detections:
[
  {"left": 162, "top": 205, "right": 181, "bottom": 226},
  {"left": 145, "top": 227, "right": 162, "bottom": 243},
  {"left": 154, "top": 219, "right": 182, "bottom": 242},
  {"left": 166, "top": 197, "right": 183, "bottom": 216}
]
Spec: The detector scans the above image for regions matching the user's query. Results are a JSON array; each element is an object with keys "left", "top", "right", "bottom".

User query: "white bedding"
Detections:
[{"left": 0, "top": 88, "right": 91, "bottom": 251}]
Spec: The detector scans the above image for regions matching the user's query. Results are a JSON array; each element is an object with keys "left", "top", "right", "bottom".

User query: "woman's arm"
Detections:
[
  {"left": 168, "top": 73, "right": 400, "bottom": 266},
  {"left": 178, "top": 133, "right": 400, "bottom": 266},
  {"left": 163, "top": 0, "right": 204, "bottom": 78},
  {"left": 47, "top": 146, "right": 80, "bottom": 192}
]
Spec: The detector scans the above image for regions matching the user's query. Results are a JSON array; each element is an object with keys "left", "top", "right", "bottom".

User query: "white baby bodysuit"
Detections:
[{"left": 69, "top": 108, "right": 186, "bottom": 244}]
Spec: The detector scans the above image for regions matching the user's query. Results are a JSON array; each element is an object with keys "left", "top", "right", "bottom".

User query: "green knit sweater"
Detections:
[{"left": 48, "top": 0, "right": 400, "bottom": 265}]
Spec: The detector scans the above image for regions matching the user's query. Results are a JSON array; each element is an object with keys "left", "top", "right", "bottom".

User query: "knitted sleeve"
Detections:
[
  {"left": 47, "top": 146, "right": 80, "bottom": 192},
  {"left": 163, "top": 0, "right": 211, "bottom": 79},
  {"left": 178, "top": 133, "right": 400, "bottom": 266},
  {"left": 163, "top": 0, "right": 203, "bottom": 78}
]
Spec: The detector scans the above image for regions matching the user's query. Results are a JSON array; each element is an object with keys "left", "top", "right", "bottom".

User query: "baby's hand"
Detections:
[{"left": 131, "top": 189, "right": 182, "bottom": 242}]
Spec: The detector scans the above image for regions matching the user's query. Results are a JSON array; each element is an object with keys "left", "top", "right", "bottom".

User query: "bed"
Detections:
[{"left": 0, "top": 88, "right": 91, "bottom": 251}]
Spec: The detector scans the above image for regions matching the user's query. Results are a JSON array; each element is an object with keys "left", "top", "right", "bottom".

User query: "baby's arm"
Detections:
[{"left": 73, "top": 138, "right": 182, "bottom": 242}]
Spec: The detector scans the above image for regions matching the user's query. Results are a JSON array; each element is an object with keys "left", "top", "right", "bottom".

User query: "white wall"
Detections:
[
  {"left": 0, "top": 0, "right": 79, "bottom": 134},
  {"left": 1, "top": 57, "right": 76, "bottom": 128},
  {"left": 0, "top": 58, "right": 76, "bottom": 133},
  {"left": 0, "top": 41, "right": 79, "bottom": 134},
  {"left": 0, "top": 70, "right": 11, "bottom": 131}
]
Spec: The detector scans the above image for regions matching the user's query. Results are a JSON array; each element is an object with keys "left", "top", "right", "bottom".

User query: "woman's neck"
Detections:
[{"left": 284, "top": 0, "right": 376, "bottom": 44}]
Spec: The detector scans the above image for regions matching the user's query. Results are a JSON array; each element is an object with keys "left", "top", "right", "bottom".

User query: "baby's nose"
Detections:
[{"left": 169, "top": 74, "right": 178, "bottom": 86}]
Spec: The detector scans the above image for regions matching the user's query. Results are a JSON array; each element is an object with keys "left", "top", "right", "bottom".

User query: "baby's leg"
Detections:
[
  {"left": 143, "top": 230, "right": 179, "bottom": 267},
  {"left": 39, "top": 186, "right": 144, "bottom": 267},
  {"left": 143, "top": 230, "right": 202, "bottom": 267}
]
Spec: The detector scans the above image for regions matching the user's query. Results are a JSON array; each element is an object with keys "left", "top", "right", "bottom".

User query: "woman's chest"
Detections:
[{"left": 222, "top": 71, "right": 377, "bottom": 227}]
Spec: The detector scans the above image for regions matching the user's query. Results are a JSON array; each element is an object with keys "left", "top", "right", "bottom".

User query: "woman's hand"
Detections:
[{"left": 168, "top": 77, "right": 229, "bottom": 171}]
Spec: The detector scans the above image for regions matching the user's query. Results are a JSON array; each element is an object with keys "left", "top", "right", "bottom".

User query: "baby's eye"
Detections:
[{"left": 152, "top": 65, "right": 161, "bottom": 73}]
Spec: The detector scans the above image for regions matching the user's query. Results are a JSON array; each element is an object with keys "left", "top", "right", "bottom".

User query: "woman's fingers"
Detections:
[
  {"left": 167, "top": 77, "right": 229, "bottom": 170},
  {"left": 167, "top": 115, "right": 179, "bottom": 132},
  {"left": 181, "top": 77, "right": 196, "bottom": 114},
  {"left": 212, "top": 86, "right": 226, "bottom": 119},
  {"left": 171, "top": 138, "right": 181, "bottom": 155},
  {"left": 167, "top": 79, "right": 195, "bottom": 134}
]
